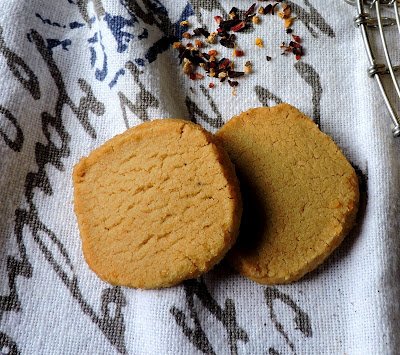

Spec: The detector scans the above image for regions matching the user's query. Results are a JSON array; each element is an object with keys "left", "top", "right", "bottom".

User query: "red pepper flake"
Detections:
[
  {"left": 208, "top": 49, "right": 218, "bottom": 56},
  {"left": 265, "top": 4, "right": 272, "bottom": 14},
  {"left": 244, "top": 3, "right": 256, "bottom": 17},
  {"left": 209, "top": 82, "right": 215, "bottom": 88},
  {"left": 219, "top": 58, "right": 231, "bottom": 69},
  {"left": 289, "top": 41, "right": 301, "bottom": 49},
  {"left": 296, "top": 54, "right": 301, "bottom": 60},
  {"left": 189, "top": 73, "right": 196, "bottom": 80},
  {"left": 228, "top": 70, "right": 245, "bottom": 78},
  {"left": 195, "top": 39, "right": 203, "bottom": 48},
  {"left": 234, "top": 49, "right": 244, "bottom": 57},
  {"left": 229, "top": 7, "right": 239, "bottom": 20},
  {"left": 292, "top": 35, "right": 301, "bottom": 43},
  {"left": 231, "top": 21, "right": 246, "bottom": 32},
  {"left": 286, "top": 28, "right": 293, "bottom": 34},
  {"left": 271, "top": 3, "right": 279, "bottom": 15},
  {"left": 266, "top": 55, "right": 272, "bottom": 61},
  {"left": 214, "top": 16, "right": 223, "bottom": 24},
  {"left": 195, "top": 72, "right": 204, "bottom": 79},
  {"left": 228, "top": 80, "right": 239, "bottom": 87}
]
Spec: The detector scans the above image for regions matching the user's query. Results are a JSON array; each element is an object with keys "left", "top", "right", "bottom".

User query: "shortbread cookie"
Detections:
[
  {"left": 73, "top": 119, "right": 242, "bottom": 289},
  {"left": 216, "top": 104, "right": 359, "bottom": 284}
]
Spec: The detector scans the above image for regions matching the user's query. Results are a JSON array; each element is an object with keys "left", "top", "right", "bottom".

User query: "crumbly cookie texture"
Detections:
[
  {"left": 73, "top": 119, "right": 242, "bottom": 289},
  {"left": 216, "top": 104, "right": 359, "bottom": 284}
]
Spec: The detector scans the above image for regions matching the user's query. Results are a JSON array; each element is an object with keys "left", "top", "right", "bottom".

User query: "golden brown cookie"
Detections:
[
  {"left": 216, "top": 104, "right": 359, "bottom": 284},
  {"left": 73, "top": 119, "right": 242, "bottom": 289}
]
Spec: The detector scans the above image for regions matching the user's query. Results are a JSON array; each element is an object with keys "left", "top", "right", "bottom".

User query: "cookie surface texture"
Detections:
[
  {"left": 216, "top": 104, "right": 359, "bottom": 284},
  {"left": 73, "top": 119, "right": 242, "bottom": 289}
]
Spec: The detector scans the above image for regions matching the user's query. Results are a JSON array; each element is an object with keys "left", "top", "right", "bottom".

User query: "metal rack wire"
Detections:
[{"left": 346, "top": 0, "right": 400, "bottom": 137}]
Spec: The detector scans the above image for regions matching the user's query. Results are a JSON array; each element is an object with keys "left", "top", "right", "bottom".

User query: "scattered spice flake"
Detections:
[
  {"left": 182, "top": 32, "right": 192, "bottom": 39},
  {"left": 219, "top": 19, "right": 241, "bottom": 31},
  {"left": 189, "top": 73, "right": 196, "bottom": 80},
  {"left": 265, "top": 4, "right": 272, "bottom": 14},
  {"left": 286, "top": 28, "right": 293, "bottom": 34},
  {"left": 282, "top": 4, "right": 291, "bottom": 18},
  {"left": 214, "top": 16, "right": 223, "bottom": 24},
  {"left": 218, "top": 71, "right": 227, "bottom": 79},
  {"left": 244, "top": 61, "right": 253, "bottom": 74},
  {"left": 195, "top": 72, "right": 204, "bottom": 79},
  {"left": 296, "top": 54, "right": 301, "bottom": 60},
  {"left": 228, "top": 80, "right": 239, "bottom": 87},
  {"left": 209, "top": 82, "right": 215, "bottom": 88},
  {"left": 219, "top": 58, "right": 231, "bottom": 69},
  {"left": 173, "top": 41, "right": 182, "bottom": 49},
  {"left": 244, "top": 3, "right": 257, "bottom": 17},
  {"left": 206, "top": 32, "right": 217, "bottom": 44},
  {"left": 231, "top": 21, "right": 246, "bottom": 32},
  {"left": 266, "top": 55, "right": 272, "bottom": 61},
  {"left": 186, "top": 43, "right": 193, "bottom": 48},
  {"left": 258, "top": 6, "right": 265, "bottom": 15},
  {"left": 292, "top": 47, "right": 303, "bottom": 56},
  {"left": 180, "top": 20, "right": 189, "bottom": 27},
  {"left": 255, "top": 37, "right": 264, "bottom": 47},
  {"left": 193, "top": 28, "right": 210, "bottom": 38},
  {"left": 292, "top": 34, "right": 301, "bottom": 43},
  {"left": 289, "top": 41, "right": 301, "bottom": 48},
  {"left": 208, "top": 49, "right": 218, "bottom": 56},
  {"left": 284, "top": 17, "right": 294, "bottom": 28},
  {"left": 252, "top": 15, "right": 261, "bottom": 25},
  {"left": 195, "top": 39, "right": 203, "bottom": 48},
  {"left": 271, "top": 3, "right": 279, "bottom": 15},
  {"left": 183, "top": 59, "right": 193, "bottom": 75},
  {"left": 220, "top": 34, "right": 236, "bottom": 48},
  {"left": 228, "top": 70, "right": 245, "bottom": 78},
  {"left": 229, "top": 7, "right": 239, "bottom": 19},
  {"left": 233, "top": 49, "right": 244, "bottom": 57}
]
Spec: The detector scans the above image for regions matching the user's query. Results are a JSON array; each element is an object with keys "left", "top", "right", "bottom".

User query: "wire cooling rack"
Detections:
[{"left": 346, "top": 0, "right": 400, "bottom": 137}]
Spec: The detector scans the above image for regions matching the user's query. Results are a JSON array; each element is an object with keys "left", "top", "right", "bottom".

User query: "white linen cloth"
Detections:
[{"left": 1, "top": 1, "right": 399, "bottom": 354}]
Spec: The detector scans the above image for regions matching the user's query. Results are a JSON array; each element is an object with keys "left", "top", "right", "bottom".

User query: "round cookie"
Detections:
[
  {"left": 73, "top": 119, "right": 242, "bottom": 289},
  {"left": 216, "top": 104, "right": 359, "bottom": 284}
]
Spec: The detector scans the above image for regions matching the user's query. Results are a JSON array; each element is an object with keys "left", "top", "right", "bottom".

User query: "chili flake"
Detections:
[
  {"left": 233, "top": 49, "right": 245, "bottom": 57},
  {"left": 206, "top": 32, "right": 218, "bottom": 44},
  {"left": 209, "top": 82, "right": 215, "bottom": 88},
  {"left": 284, "top": 17, "right": 294, "bottom": 28},
  {"left": 231, "top": 21, "right": 247, "bottom": 32},
  {"left": 195, "top": 39, "right": 203, "bottom": 48},
  {"left": 292, "top": 35, "right": 301, "bottom": 43},
  {"left": 214, "top": 16, "right": 223, "bottom": 24},
  {"left": 180, "top": 20, "right": 189, "bottom": 27},
  {"left": 255, "top": 37, "right": 264, "bottom": 47},
  {"left": 183, "top": 58, "right": 193, "bottom": 75},
  {"left": 252, "top": 15, "right": 261, "bottom": 25},
  {"left": 228, "top": 80, "right": 239, "bottom": 87},
  {"left": 244, "top": 61, "right": 253, "bottom": 74}
]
